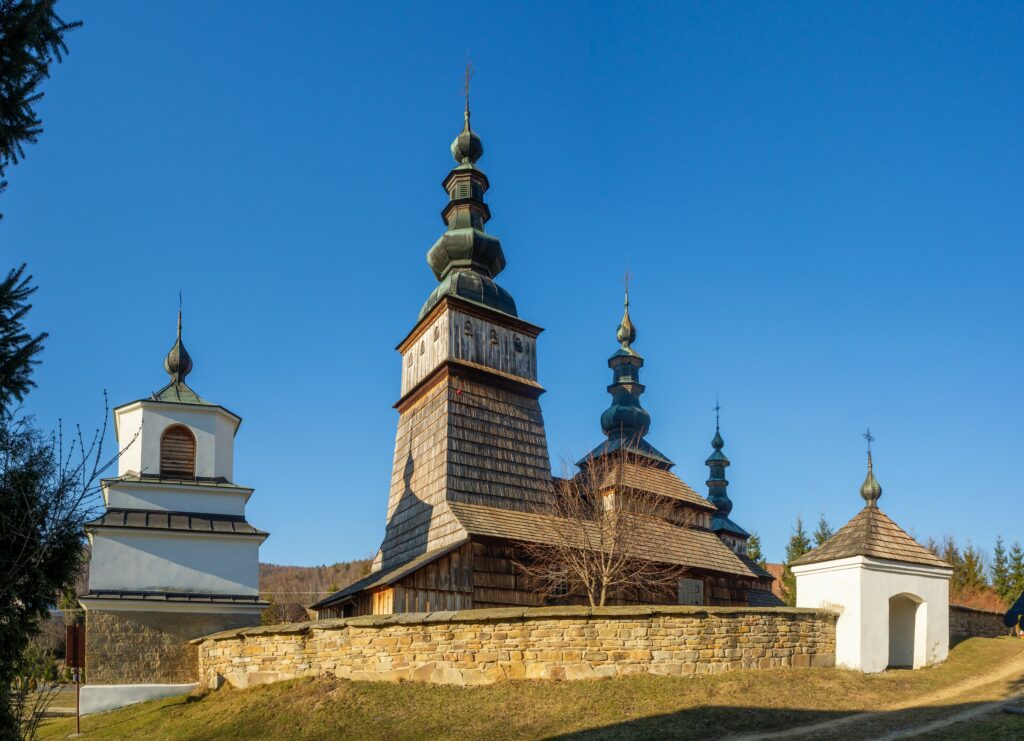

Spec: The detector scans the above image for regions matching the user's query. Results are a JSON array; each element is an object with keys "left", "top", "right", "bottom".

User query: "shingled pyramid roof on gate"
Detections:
[{"left": 790, "top": 506, "right": 949, "bottom": 568}]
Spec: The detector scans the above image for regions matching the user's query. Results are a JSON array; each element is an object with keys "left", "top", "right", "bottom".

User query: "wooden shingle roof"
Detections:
[
  {"left": 790, "top": 506, "right": 949, "bottom": 568},
  {"left": 312, "top": 539, "right": 471, "bottom": 608},
  {"left": 596, "top": 462, "right": 716, "bottom": 511},
  {"left": 447, "top": 501, "right": 758, "bottom": 578}
]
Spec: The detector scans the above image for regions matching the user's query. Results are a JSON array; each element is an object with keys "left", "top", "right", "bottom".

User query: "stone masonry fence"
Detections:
[
  {"left": 193, "top": 606, "right": 838, "bottom": 688},
  {"left": 949, "top": 604, "right": 1012, "bottom": 640}
]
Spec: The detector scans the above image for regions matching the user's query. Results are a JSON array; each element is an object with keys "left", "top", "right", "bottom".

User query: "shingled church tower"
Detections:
[
  {"left": 311, "top": 99, "right": 555, "bottom": 616},
  {"left": 374, "top": 98, "right": 554, "bottom": 569}
]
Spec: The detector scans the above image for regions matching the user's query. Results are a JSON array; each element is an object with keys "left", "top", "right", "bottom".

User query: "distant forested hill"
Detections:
[{"left": 259, "top": 558, "right": 373, "bottom": 623}]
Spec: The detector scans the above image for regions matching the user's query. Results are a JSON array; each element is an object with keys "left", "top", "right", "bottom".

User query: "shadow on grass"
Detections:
[
  {"left": 72, "top": 692, "right": 209, "bottom": 735},
  {"left": 549, "top": 681, "right": 1024, "bottom": 741}
]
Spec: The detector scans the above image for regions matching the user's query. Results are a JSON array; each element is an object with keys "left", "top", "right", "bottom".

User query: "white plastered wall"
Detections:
[
  {"left": 794, "top": 556, "right": 951, "bottom": 673},
  {"left": 103, "top": 480, "right": 249, "bottom": 516},
  {"left": 114, "top": 402, "right": 238, "bottom": 480},
  {"left": 88, "top": 531, "right": 261, "bottom": 594}
]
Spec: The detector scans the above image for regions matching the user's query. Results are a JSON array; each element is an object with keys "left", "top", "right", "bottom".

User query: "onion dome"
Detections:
[
  {"left": 163, "top": 310, "right": 192, "bottom": 384},
  {"left": 419, "top": 97, "right": 515, "bottom": 320},
  {"left": 451, "top": 105, "right": 483, "bottom": 165},
  {"left": 705, "top": 412, "right": 749, "bottom": 537},
  {"left": 600, "top": 291, "right": 649, "bottom": 437},
  {"left": 616, "top": 293, "right": 637, "bottom": 347},
  {"left": 581, "top": 286, "right": 671, "bottom": 467},
  {"left": 860, "top": 451, "right": 883, "bottom": 507}
]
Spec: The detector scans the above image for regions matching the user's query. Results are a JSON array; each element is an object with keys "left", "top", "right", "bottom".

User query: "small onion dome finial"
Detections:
[
  {"left": 616, "top": 290, "right": 637, "bottom": 348},
  {"left": 860, "top": 451, "right": 882, "bottom": 506},
  {"left": 163, "top": 309, "right": 193, "bottom": 384},
  {"left": 712, "top": 427, "right": 724, "bottom": 451},
  {"left": 451, "top": 99, "right": 483, "bottom": 165}
]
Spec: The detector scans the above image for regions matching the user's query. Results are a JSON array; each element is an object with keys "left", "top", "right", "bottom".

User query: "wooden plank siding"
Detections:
[
  {"left": 387, "top": 542, "right": 475, "bottom": 613},
  {"left": 160, "top": 425, "right": 196, "bottom": 478},
  {"left": 320, "top": 535, "right": 767, "bottom": 617}
]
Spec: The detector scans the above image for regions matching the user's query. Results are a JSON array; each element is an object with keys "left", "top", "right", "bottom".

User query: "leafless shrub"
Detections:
[{"left": 515, "top": 447, "right": 691, "bottom": 607}]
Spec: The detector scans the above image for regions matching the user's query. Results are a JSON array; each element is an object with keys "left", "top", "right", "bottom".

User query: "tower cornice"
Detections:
[
  {"left": 396, "top": 294, "right": 543, "bottom": 355},
  {"left": 393, "top": 358, "right": 545, "bottom": 413}
]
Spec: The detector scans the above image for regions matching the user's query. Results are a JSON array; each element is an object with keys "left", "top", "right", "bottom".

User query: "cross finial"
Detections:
[
  {"left": 177, "top": 291, "right": 183, "bottom": 339},
  {"left": 863, "top": 427, "right": 874, "bottom": 454},
  {"left": 463, "top": 60, "right": 473, "bottom": 119},
  {"left": 623, "top": 268, "right": 633, "bottom": 306},
  {"left": 713, "top": 394, "right": 721, "bottom": 430}
]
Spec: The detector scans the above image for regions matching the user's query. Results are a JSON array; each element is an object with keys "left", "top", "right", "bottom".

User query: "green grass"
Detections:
[
  {"left": 38, "top": 637, "right": 1024, "bottom": 740},
  {"left": 917, "top": 711, "right": 1024, "bottom": 741}
]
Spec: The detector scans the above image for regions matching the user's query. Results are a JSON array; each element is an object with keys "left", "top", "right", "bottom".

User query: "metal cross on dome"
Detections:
[
  {"left": 863, "top": 427, "right": 875, "bottom": 453},
  {"left": 463, "top": 61, "right": 473, "bottom": 108}
]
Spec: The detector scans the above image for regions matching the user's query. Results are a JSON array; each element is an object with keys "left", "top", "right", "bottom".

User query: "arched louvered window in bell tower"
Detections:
[{"left": 160, "top": 424, "right": 196, "bottom": 478}]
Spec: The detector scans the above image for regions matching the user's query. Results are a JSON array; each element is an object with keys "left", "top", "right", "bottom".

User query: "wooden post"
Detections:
[{"left": 66, "top": 624, "right": 84, "bottom": 734}]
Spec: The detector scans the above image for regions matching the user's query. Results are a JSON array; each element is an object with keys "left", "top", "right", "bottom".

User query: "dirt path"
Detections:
[{"left": 727, "top": 642, "right": 1024, "bottom": 740}]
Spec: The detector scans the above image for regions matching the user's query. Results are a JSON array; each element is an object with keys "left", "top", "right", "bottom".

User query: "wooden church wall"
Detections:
[
  {"left": 336, "top": 540, "right": 764, "bottom": 617},
  {"left": 385, "top": 542, "right": 475, "bottom": 614}
]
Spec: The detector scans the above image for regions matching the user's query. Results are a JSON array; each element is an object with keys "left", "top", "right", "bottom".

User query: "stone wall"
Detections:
[
  {"left": 87, "top": 609, "right": 262, "bottom": 684},
  {"left": 194, "top": 605, "right": 836, "bottom": 688},
  {"left": 949, "top": 605, "right": 1010, "bottom": 640}
]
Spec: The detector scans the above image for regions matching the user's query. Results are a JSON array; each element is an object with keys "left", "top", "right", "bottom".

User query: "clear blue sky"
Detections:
[{"left": 7, "top": 1, "right": 1023, "bottom": 566}]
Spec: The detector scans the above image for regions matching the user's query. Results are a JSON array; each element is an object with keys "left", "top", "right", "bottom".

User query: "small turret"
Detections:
[
  {"left": 581, "top": 282, "right": 671, "bottom": 467},
  {"left": 860, "top": 428, "right": 882, "bottom": 507},
  {"left": 162, "top": 310, "right": 193, "bottom": 385},
  {"left": 420, "top": 72, "right": 515, "bottom": 320},
  {"left": 705, "top": 408, "right": 749, "bottom": 540},
  {"left": 705, "top": 415, "right": 732, "bottom": 518}
]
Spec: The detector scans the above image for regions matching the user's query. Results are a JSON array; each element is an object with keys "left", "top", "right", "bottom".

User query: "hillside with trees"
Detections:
[{"left": 258, "top": 558, "right": 372, "bottom": 624}]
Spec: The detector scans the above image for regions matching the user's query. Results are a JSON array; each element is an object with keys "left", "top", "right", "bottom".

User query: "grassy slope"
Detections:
[{"left": 40, "top": 638, "right": 1024, "bottom": 741}]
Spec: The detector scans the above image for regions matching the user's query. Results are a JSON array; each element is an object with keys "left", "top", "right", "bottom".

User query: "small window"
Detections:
[
  {"left": 464, "top": 319, "right": 473, "bottom": 336},
  {"left": 433, "top": 325, "right": 440, "bottom": 341},
  {"left": 489, "top": 329, "right": 498, "bottom": 346},
  {"left": 513, "top": 336, "right": 524, "bottom": 352},
  {"left": 419, "top": 340, "right": 425, "bottom": 355},
  {"left": 678, "top": 577, "right": 705, "bottom": 606},
  {"left": 160, "top": 425, "right": 196, "bottom": 478}
]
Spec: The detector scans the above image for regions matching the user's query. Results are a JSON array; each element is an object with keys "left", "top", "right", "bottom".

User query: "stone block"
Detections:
[
  {"left": 524, "top": 663, "right": 548, "bottom": 680},
  {"left": 564, "top": 663, "right": 597, "bottom": 681},
  {"left": 501, "top": 661, "right": 527, "bottom": 680},
  {"left": 811, "top": 653, "right": 835, "bottom": 668}
]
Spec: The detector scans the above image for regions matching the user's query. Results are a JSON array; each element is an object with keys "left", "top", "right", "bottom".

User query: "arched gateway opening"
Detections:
[{"left": 888, "top": 593, "right": 926, "bottom": 668}]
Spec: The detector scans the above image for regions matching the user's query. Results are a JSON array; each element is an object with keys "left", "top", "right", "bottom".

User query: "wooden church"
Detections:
[{"left": 311, "top": 101, "right": 776, "bottom": 618}]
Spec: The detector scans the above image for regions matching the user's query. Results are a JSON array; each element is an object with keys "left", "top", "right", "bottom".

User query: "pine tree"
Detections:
[
  {"left": 940, "top": 535, "right": 962, "bottom": 589},
  {"left": 746, "top": 532, "right": 766, "bottom": 567},
  {"left": 0, "top": 0, "right": 81, "bottom": 211},
  {"left": 1009, "top": 541, "right": 1024, "bottom": 601},
  {"left": 812, "top": 514, "right": 834, "bottom": 547},
  {"left": 958, "top": 542, "right": 987, "bottom": 594},
  {"left": 991, "top": 536, "right": 1011, "bottom": 603},
  {"left": 781, "top": 516, "right": 812, "bottom": 607},
  {"left": 0, "top": 265, "right": 103, "bottom": 735},
  {"left": 0, "top": 265, "right": 48, "bottom": 408}
]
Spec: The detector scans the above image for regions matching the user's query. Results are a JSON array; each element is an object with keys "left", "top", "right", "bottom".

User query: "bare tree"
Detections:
[{"left": 515, "top": 448, "right": 692, "bottom": 607}]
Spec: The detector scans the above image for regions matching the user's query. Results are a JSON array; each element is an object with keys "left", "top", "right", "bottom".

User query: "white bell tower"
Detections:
[{"left": 79, "top": 312, "right": 268, "bottom": 713}]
